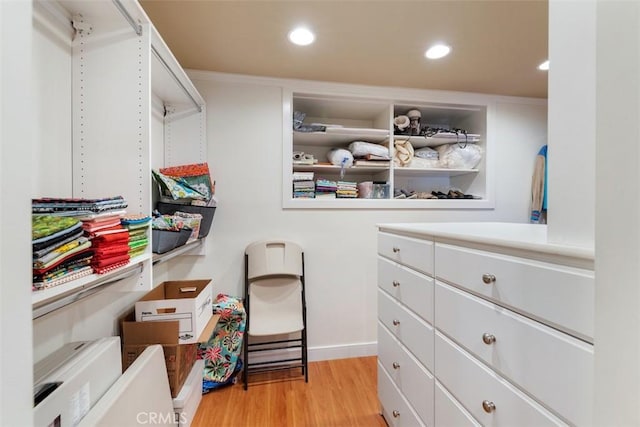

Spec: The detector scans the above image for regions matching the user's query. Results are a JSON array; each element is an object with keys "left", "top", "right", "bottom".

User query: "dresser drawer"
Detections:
[
  {"left": 378, "top": 362, "right": 426, "bottom": 427},
  {"left": 378, "top": 232, "right": 434, "bottom": 276},
  {"left": 435, "top": 380, "right": 480, "bottom": 427},
  {"left": 378, "top": 256, "right": 434, "bottom": 324},
  {"left": 435, "top": 282, "right": 593, "bottom": 426},
  {"left": 435, "top": 332, "right": 567, "bottom": 426},
  {"left": 378, "top": 322, "right": 434, "bottom": 427},
  {"left": 379, "top": 289, "right": 434, "bottom": 372},
  {"left": 435, "top": 243, "right": 594, "bottom": 341}
]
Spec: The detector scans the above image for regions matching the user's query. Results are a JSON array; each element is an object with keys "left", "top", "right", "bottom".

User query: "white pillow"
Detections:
[{"left": 348, "top": 141, "right": 390, "bottom": 158}]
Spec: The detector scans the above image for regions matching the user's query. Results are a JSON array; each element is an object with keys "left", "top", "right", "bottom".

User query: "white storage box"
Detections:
[
  {"left": 135, "top": 280, "right": 213, "bottom": 344},
  {"left": 173, "top": 359, "right": 204, "bottom": 427}
]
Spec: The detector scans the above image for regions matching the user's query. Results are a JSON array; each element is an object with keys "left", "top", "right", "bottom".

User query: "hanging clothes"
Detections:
[{"left": 530, "top": 145, "right": 548, "bottom": 223}]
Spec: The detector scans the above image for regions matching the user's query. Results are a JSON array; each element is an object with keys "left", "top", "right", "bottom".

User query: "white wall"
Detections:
[
  {"left": 163, "top": 74, "right": 547, "bottom": 359},
  {"left": 493, "top": 101, "right": 549, "bottom": 220},
  {"left": 594, "top": 1, "right": 640, "bottom": 424},
  {"left": 547, "top": 1, "right": 596, "bottom": 249}
]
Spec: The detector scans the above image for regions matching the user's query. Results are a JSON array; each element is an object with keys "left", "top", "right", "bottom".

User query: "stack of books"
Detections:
[
  {"left": 336, "top": 181, "right": 358, "bottom": 198},
  {"left": 315, "top": 179, "right": 337, "bottom": 199},
  {"left": 293, "top": 172, "right": 315, "bottom": 198}
]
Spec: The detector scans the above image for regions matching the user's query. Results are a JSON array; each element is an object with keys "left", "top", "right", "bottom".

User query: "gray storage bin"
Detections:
[
  {"left": 156, "top": 202, "right": 216, "bottom": 238},
  {"left": 152, "top": 229, "right": 180, "bottom": 254}
]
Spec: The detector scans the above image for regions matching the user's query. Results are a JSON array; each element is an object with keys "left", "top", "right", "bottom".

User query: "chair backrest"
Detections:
[{"left": 246, "top": 240, "right": 303, "bottom": 280}]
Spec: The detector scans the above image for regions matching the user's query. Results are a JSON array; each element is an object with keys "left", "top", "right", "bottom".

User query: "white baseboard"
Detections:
[
  {"left": 308, "top": 341, "right": 377, "bottom": 361},
  {"left": 247, "top": 341, "right": 377, "bottom": 365}
]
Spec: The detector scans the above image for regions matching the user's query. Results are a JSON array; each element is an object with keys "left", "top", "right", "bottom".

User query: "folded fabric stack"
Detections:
[
  {"left": 32, "top": 215, "right": 93, "bottom": 290},
  {"left": 86, "top": 222, "right": 130, "bottom": 274},
  {"left": 315, "top": 179, "right": 337, "bottom": 199},
  {"left": 120, "top": 214, "right": 152, "bottom": 258},
  {"left": 159, "top": 163, "right": 215, "bottom": 203},
  {"left": 32, "top": 196, "right": 134, "bottom": 283},
  {"left": 336, "top": 181, "right": 358, "bottom": 198},
  {"left": 32, "top": 196, "right": 128, "bottom": 217},
  {"left": 292, "top": 171, "right": 315, "bottom": 199},
  {"left": 293, "top": 180, "right": 315, "bottom": 198}
]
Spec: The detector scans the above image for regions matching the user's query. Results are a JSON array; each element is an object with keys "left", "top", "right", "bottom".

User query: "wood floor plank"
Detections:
[{"left": 192, "top": 356, "right": 387, "bottom": 427}]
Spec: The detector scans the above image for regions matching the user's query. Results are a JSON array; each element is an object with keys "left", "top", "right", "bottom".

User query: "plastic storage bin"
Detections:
[
  {"left": 175, "top": 228, "right": 192, "bottom": 248},
  {"left": 157, "top": 202, "right": 215, "bottom": 238},
  {"left": 373, "top": 183, "right": 390, "bottom": 199},
  {"left": 152, "top": 229, "right": 181, "bottom": 254}
]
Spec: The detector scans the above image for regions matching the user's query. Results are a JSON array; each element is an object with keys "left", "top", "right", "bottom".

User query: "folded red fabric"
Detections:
[{"left": 91, "top": 253, "right": 130, "bottom": 268}]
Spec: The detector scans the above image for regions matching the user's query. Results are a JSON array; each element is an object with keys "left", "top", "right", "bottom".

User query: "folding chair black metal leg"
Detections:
[
  {"left": 243, "top": 253, "right": 250, "bottom": 390},
  {"left": 301, "top": 253, "right": 308, "bottom": 382}
]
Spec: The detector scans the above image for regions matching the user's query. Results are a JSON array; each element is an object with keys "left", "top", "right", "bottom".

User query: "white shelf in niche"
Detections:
[
  {"left": 293, "top": 164, "right": 390, "bottom": 175},
  {"left": 395, "top": 135, "right": 481, "bottom": 149},
  {"left": 393, "top": 167, "right": 478, "bottom": 177},
  {"left": 283, "top": 198, "right": 492, "bottom": 210},
  {"left": 294, "top": 128, "right": 389, "bottom": 146}
]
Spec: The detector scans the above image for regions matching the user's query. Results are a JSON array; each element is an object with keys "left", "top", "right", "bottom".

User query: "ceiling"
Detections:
[{"left": 140, "top": 0, "right": 548, "bottom": 99}]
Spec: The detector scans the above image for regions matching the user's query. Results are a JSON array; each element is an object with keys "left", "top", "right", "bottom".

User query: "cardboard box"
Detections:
[
  {"left": 135, "top": 280, "right": 213, "bottom": 344},
  {"left": 121, "top": 314, "right": 219, "bottom": 398}
]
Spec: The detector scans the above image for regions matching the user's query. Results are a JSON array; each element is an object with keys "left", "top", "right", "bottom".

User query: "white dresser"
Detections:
[{"left": 377, "top": 222, "right": 594, "bottom": 427}]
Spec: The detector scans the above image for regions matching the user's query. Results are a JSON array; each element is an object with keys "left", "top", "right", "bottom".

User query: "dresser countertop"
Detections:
[{"left": 377, "top": 222, "right": 594, "bottom": 262}]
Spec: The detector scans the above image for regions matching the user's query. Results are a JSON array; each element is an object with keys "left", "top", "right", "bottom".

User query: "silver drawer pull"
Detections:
[
  {"left": 392, "top": 319, "right": 400, "bottom": 326},
  {"left": 392, "top": 280, "right": 400, "bottom": 287},
  {"left": 392, "top": 410, "right": 400, "bottom": 418},
  {"left": 392, "top": 362, "right": 400, "bottom": 369},
  {"left": 482, "top": 333, "right": 496, "bottom": 345},
  {"left": 482, "top": 400, "right": 496, "bottom": 413},
  {"left": 482, "top": 273, "right": 496, "bottom": 284},
  {"left": 392, "top": 246, "right": 400, "bottom": 253}
]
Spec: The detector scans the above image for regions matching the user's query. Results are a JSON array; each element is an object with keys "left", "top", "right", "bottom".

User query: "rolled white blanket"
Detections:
[{"left": 327, "top": 148, "right": 354, "bottom": 167}]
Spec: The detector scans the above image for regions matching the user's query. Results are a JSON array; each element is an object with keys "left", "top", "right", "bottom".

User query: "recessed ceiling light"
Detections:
[
  {"left": 538, "top": 60, "right": 549, "bottom": 71},
  {"left": 425, "top": 44, "right": 451, "bottom": 60},
  {"left": 288, "top": 27, "right": 315, "bottom": 46}
]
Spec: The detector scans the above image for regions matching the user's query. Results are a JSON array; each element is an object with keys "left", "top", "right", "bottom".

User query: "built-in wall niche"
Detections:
[{"left": 284, "top": 90, "right": 491, "bottom": 208}]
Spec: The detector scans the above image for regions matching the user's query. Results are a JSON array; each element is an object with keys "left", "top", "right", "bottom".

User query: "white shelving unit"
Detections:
[
  {"left": 31, "top": 0, "right": 207, "bottom": 318},
  {"left": 283, "top": 91, "right": 489, "bottom": 209}
]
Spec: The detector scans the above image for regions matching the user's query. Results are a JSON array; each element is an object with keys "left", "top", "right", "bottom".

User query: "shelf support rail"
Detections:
[
  {"left": 151, "top": 46, "right": 203, "bottom": 113},
  {"left": 152, "top": 239, "right": 203, "bottom": 266},
  {"left": 112, "top": 0, "right": 143, "bottom": 36},
  {"left": 32, "top": 263, "right": 144, "bottom": 320}
]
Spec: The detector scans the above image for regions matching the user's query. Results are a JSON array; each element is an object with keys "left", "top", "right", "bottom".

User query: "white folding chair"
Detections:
[{"left": 243, "top": 240, "right": 308, "bottom": 389}]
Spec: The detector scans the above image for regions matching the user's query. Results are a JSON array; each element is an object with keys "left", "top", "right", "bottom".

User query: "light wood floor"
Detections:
[{"left": 192, "top": 356, "right": 388, "bottom": 427}]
